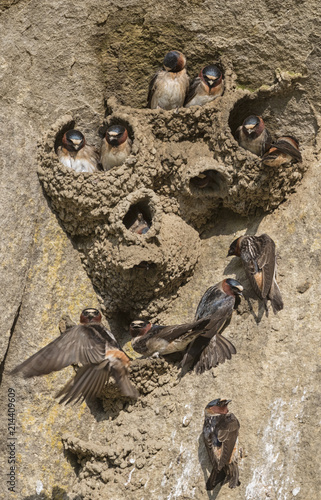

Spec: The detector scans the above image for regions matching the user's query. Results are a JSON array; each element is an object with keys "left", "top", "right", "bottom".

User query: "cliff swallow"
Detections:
[
  {"left": 11, "top": 308, "right": 139, "bottom": 404},
  {"left": 57, "top": 129, "right": 99, "bottom": 173},
  {"left": 100, "top": 125, "right": 132, "bottom": 171},
  {"left": 129, "top": 213, "right": 150, "bottom": 234},
  {"left": 147, "top": 50, "right": 189, "bottom": 110},
  {"left": 262, "top": 136, "right": 302, "bottom": 167},
  {"left": 203, "top": 398, "right": 240, "bottom": 490},
  {"left": 235, "top": 115, "right": 272, "bottom": 156},
  {"left": 181, "top": 278, "right": 243, "bottom": 374},
  {"left": 129, "top": 317, "right": 212, "bottom": 357},
  {"left": 227, "top": 234, "right": 283, "bottom": 314},
  {"left": 184, "top": 65, "right": 224, "bottom": 108}
]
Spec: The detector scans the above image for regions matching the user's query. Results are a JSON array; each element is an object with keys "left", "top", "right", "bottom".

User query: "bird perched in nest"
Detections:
[
  {"left": 147, "top": 50, "right": 189, "bottom": 110},
  {"left": 128, "top": 213, "right": 150, "bottom": 235},
  {"left": 184, "top": 65, "right": 224, "bottom": 108},
  {"left": 11, "top": 308, "right": 139, "bottom": 404},
  {"left": 100, "top": 124, "right": 132, "bottom": 171},
  {"left": 57, "top": 129, "right": 99, "bottom": 173},
  {"left": 262, "top": 136, "right": 302, "bottom": 167},
  {"left": 227, "top": 233, "right": 283, "bottom": 314},
  {"left": 203, "top": 398, "right": 240, "bottom": 491},
  {"left": 235, "top": 115, "right": 271, "bottom": 156},
  {"left": 180, "top": 278, "right": 243, "bottom": 374}
]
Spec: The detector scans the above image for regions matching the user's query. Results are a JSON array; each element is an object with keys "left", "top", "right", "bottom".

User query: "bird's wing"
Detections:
[
  {"left": 184, "top": 76, "right": 201, "bottom": 106},
  {"left": 256, "top": 234, "right": 276, "bottom": 299},
  {"left": 274, "top": 139, "right": 302, "bottom": 161},
  {"left": 194, "top": 333, "right": 236, "bottom": 374},
  {"left": 216, "top": 413, "right": 240, "bottom": 469},
  {"left": 11, "top": 323, "right": 118, "bottom": 377},
  {"left": 195, "top": 286, "right": 226, "bottom": 321},
  {"left": 261, "top": 128, "right": 272, "bottom": 155},
  {"left": 56, "top": 356, "right": 139, "bottom": 405},
  {"left": 149, "top": 317, "right": 211, "bottom": 343},
  {"left": 147, "top": 70, "right": 160, "bottom": 108}
]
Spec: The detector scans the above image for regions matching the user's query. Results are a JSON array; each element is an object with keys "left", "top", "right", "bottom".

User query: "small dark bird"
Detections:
[
  {"left": 147, "top": 50, "right": 189, "bottom": 110},
  {"left": 181, "top": 278, "right": 243, "bottom": 374},
  {"left": 129, "top": 213, "right": 150, "bottom": 235},
  {"left": 11, "top": 308, "right": 139, "bottom": 404},
  {"left": 185, "top": 65, "right": 224, "bottom": 108},
  {"left": 203, "top": 398, "right": 240, "bottom": 490},
  {"left": 129, "top": 317, "right": 212, "bottom": 356},
  {"left": 235, "top": 115, "right": 271, "bottom": 156},
  {"left": 227, "top": 234, "right": 283, "bottom": 314},
  {"left": 100, "top": 124, "right": 132, "bottom": 171},
  {"left": 57, "top": 129, "right": 99, "bottom": 173},
  {"left": 262, "top": 136, "right": 302, "bottom": 167}
]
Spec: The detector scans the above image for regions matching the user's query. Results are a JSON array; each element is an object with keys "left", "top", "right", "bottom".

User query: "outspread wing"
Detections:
[
  {"left": 193, "top": 333, "right": 236, "bottom": 374},
  {"left": 11, "top": 323, "right": 119, "bottom": 378},
  {"left": 149, "top": 317, "right": 210, "bottom": 343},
  {"left": 56, "top": 356, "right": 139, "bottom": 405}
]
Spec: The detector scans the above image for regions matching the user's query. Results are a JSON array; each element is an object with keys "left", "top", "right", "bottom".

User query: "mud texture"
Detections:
[
  {"left": 1, "top": 1, "right": 321, "bottom": 500},
  {"left": 38, "top": 71, "right": 313, "bottom": 316}
]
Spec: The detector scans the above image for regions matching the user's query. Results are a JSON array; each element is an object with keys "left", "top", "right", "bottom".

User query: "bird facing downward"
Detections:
[
  {"left": 100, "top": 124, "right": 132, "bottom": 171},
  {"left": 227, "top": 233, "right": 283, "bottom": 314},
  {"left": 235, "top": 115, "right": 271, "bottom": 157},
  {"left": 185, "top": 65, "right": 224, "bottom": 108},
  {"left": 11, "top": 307, "right": 139, "bottom": 404},
  {"left": 147, "top": 50, "right": 189, "bottom": 110},
  {"left": 203, "top": 398, "right": 240, "bottom": 490},
  {"left": 57, "top": 129, "right": 99, "bottom": 173}
]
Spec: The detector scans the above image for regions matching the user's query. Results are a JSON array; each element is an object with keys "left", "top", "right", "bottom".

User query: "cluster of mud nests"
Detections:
[{"left": 38, "top": 67, "right": 315, "bottom": 316}]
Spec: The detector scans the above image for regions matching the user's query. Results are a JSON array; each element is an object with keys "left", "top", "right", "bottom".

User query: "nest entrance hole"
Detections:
[
  {"left": 189, "top": 170, "right": 226, "bottom": 192},
  {"left": 123, "top": 200, "right": 153, "bottom": 232}
]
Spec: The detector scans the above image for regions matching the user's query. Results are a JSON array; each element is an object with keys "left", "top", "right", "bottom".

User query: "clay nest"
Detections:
[{"left": 37, "top": 67, "right": 315, "bottom": 315}]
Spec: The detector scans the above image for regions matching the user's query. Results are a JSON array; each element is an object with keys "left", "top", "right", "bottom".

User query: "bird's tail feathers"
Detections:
[
  {"left": 206, "top": 467, "right": 226, "bottom": 491},
  {"left": 269, "top": 279, "right": 284, "bottom": 314}
]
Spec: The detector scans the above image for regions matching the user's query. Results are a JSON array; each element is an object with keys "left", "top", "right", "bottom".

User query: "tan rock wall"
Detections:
[{"left": 0, "top": 1, "right": 320, "bottom": 499}]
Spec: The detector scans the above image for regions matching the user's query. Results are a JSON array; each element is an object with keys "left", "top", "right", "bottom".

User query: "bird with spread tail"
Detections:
[
  {"left": 203, "top": 398, "right": 240, "bottom": 491},
  {"left": 227, "top": 234, "right": 283, "bottom": 314},
  {"left": 147, "top": 50, "right": 189, "bottom": 110},
  {"left": 180, "top": 278, "right": 243, "bottom": 374},
  {"left": 262, "top": 136, "right": 302, "bottom": 167},
  {"left": 11, "top": 308, "right": 139, "bottom": 404},
  {"left": 235, "top": 115, "right": 271, "bottom": 156},
  {"left": 57, "top": 129, "right": 99, "bottom": 173},
  {"left": 184, "top": 65, "right": 224, "bottom": 108},
  {"left": 100, "top": 124, "right": 132, "bottom": 171}
]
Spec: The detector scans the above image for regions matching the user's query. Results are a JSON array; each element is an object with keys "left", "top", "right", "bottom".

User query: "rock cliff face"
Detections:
[{"left": 1, "top": 1, "right": 321, "bottom": 499}]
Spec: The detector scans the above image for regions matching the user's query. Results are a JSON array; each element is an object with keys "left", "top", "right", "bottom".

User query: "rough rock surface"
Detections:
[{"left": 0, "top": 1, "right": 321, "bottom": 500}]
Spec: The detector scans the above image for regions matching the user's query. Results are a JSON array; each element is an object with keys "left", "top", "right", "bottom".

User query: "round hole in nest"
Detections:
[
  {"left": 189, "top": 169, "right": 226, "bottom": 192},
  {"left": 123, "top": 200, "right": 153, "bottom": 233}
]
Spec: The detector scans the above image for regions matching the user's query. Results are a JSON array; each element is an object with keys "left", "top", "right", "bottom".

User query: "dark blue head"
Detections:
[
  {"left": 206, "top": 398, "right": 232, "bottom": 409},
  {"left": 106, "top": 125, "right": 128, "bottom": 146},
  {"left": 163, "top": 51, "right": 186, "bottom": 72},
  {"left": 62, "top": 129, "right": 85, "bottom": 151},
  {"left": 225, "top": 278, "right": 243, "bottom": 295},
  {"left": 202, "top": 65, "right": 222, "bottom": 87}
]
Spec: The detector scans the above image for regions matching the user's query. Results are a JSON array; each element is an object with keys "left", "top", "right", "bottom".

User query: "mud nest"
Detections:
[{"left": 37, "top": 67, "right": 313, "bottom": 316}]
